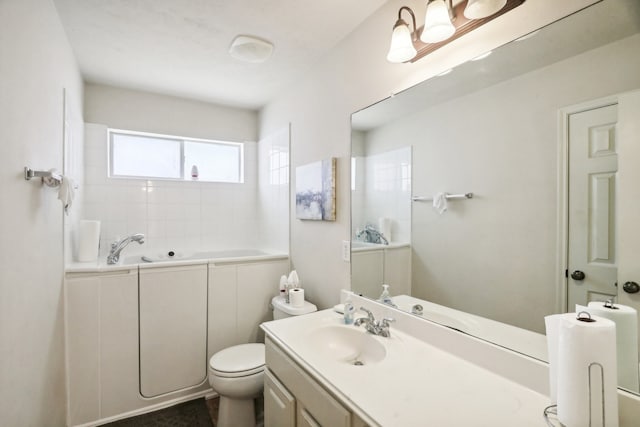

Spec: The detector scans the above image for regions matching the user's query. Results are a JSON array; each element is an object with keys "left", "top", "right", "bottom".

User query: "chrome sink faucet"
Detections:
[
  {"left": 354, "top": 307, "right": 395, "bottom": 337},
  {"left": 107, "top": 233, "right": 145, "bottom": 265}
]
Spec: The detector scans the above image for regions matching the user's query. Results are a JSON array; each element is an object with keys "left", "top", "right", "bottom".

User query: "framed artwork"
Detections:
[{"left": 295, "top": 157, "right": 336, "bottom": 221}]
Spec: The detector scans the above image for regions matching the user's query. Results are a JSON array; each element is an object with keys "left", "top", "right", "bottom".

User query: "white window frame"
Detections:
[{"left": 108, "top": 128, "right": 244, "bottom": 183}]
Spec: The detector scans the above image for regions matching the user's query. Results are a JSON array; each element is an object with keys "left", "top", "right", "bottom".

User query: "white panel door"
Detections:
[
  {"left": 567, "top": 104, "right": 618, "bottom": 309},
  {"left": 139, "top": 264, "right": 208, "bottom": 397},
  {"left": 616, "top": 91, "right": 640, "bottom": 392}
]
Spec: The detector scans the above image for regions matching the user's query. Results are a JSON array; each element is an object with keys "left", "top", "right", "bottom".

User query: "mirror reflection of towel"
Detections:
[
  {"left": 433, "top": 192, "right": 447, "bottom": 214},
  {"left": 58, "top": 176, "right": 75, "bottom": 215}
]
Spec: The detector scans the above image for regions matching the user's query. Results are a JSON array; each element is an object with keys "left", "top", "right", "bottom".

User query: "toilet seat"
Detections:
[{"left": 209, "top": 343, "right": 265, "bottom": 378}]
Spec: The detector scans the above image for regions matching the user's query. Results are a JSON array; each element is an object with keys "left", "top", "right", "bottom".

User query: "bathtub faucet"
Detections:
[
  {"left": 107, "top": 233, "right": 145, "bottom": 265},
  {"left": 356, "top": 224, "right": 389, "bottom": 245}
]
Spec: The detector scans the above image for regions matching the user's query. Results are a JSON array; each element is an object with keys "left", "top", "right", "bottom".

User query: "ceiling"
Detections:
[{"left": 53, "top": 0, "right": 389, "bottom": 110}]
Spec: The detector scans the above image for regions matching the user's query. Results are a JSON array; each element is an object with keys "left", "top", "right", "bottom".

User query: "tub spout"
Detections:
[{"left": 107, "top": 233, "right": 145, "bottom": 264}]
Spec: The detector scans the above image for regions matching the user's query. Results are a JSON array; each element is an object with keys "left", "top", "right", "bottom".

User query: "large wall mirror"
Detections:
[{"left": 351, "top": 0, "right": 640, "bottom": 394}]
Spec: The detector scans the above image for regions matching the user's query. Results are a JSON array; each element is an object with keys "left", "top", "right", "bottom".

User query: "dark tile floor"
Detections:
[
  {"left": 102, "top": 398, "right": 214, "bottom": 426},
  {"left": 102, "top": 396, "right": 263, "bottom": 427},
  {"left": 205, "top": 397, "right": 219, "bottom": 426}
]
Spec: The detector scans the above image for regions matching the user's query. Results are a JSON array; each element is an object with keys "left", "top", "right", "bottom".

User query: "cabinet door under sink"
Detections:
[{"left": 139, "top": 264, "right": 208, "bottom": 397}]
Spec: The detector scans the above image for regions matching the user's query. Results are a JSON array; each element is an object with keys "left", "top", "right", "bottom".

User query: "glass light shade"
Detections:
[
  {"left": 386, "top": 22, "right": 417, "bottom": 63},
  {"left": 420, "top": 0, "right": 455, "bottom": 43},
  {"left": 464, "top": 0, "right": 507, "bottom": 19}
]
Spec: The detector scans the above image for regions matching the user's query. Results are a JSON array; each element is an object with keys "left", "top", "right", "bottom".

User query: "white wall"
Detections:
[
  {"left": 365, "top": 34, "right": 640, "bottom": 333},
  {"left": 85, "top": 83, "right": 258, "bottom": 142},
  {"left": 259, "top": 0, "right": 601, "bottom": 309},
  {"left": 0, "top": 0, "right": 83, "bottom": 425}
]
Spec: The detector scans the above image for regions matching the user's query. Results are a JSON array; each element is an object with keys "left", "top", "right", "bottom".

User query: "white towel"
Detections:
[
  {"left": 433, "top": 192, "right": 447, "bottom": 214},
  {"left": 58, "top": 176, "right": 75, "bottom": 215}
]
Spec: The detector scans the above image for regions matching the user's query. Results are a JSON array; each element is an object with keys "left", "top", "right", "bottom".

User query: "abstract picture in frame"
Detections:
[{"left": 295, "top": 157, "right": 336, "bottom": 221}]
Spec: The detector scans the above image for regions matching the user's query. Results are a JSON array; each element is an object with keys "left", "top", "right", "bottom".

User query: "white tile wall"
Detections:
[
  {"left": 81, "top": 123, "right": 281, "bottom": 260},
  {"left": 352, "top": 146, "right": 411, "bottom": 244}
]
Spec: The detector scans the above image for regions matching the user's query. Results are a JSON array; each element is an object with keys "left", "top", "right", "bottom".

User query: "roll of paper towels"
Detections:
[
  {"left": 289, "top": 288, "right": 305, "bottom": 308},
  {"left": 77, "top": 220, "right": 101, "bottom": 262},
  {"left": 545, "top": 312, "right": 618, "bottom": 427},
  {"left": 577, "top": 302, "right": 640, "bottom": 392}
]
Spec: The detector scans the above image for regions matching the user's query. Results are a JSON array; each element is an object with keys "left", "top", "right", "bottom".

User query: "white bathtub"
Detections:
[
  {"left": 66, "top": 249, "right": 287, "bottom": 273},
  {"left": 123, "top": 249, "right": 270, "bottom": 264}
]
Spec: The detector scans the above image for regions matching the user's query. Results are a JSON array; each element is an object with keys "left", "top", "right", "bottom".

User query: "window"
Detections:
[{"left": 109, "top": 129, "right": 244, "bottom": 183}]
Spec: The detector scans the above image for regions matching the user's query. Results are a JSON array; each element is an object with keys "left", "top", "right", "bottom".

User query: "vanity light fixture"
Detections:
[
  {"left": 464, "top": 0, "right": 507, "bottom": 19},
  {"left": 420, "top": 0, "right": 456, "bottom": 44},
  {"left": 387, "top": 6, "right": 418, "bottom": 63},
  {"left": 386, "top": 0, "right": 526, "bottom": 64}
]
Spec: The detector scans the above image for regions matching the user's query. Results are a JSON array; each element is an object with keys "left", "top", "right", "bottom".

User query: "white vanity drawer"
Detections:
[
  {"left": 265, "top": 368, "right": 295, "bottom": 427},
  {"left": 266, "top": 337, "right": 351, "bottom": 427}
]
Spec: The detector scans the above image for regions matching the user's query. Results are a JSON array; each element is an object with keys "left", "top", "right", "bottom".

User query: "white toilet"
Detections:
[{"left": 208, "top": 295, "right": 317, "bottom": 427}]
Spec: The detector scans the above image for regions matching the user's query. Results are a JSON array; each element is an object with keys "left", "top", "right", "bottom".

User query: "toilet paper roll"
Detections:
[
  {"left": 77, "top": 220, "right": 101, "bottom": 262},
  {"left": 545, "top": 313, "right": 618, "bottom": 427},
  {"left": 577, "top": 302, "right": 640, "bottom": 392},
  {"left": 289, "top": 288, "right": 305, "bottom": 308}
]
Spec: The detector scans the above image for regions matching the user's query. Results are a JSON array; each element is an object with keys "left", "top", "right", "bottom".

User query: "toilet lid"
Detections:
[{"left": 210, "top": 343, "right": 265, "bottom": 378}]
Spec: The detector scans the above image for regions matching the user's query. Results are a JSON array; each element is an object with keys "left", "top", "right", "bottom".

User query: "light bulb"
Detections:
[
  {"left": 464, "top": 0, "right": 507, "bottom": 20},
  {"left": 386, "top": 20, "right": 417, "bottom": 63},
  {"left": 420, "top": 0, "right": 455, "bottom": 44}
]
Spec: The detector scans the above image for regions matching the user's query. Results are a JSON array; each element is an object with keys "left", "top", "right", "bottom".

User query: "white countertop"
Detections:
[
  {"left": 65, "top": 250, "right": 288, "bottom": 273},
  {"left": 392, "top": 294, "right": 549, "bottom": 362},
  {"left": 262, "top": 308, "right": 551, "bottom": 427},
  {"left": 351, "top": 241, "right": 410, "bottom": 252}
]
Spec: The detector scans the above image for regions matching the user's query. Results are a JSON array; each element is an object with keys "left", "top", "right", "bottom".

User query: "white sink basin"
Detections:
[{"left": 300, "top": 325, "right": 387, "bottom": 366}]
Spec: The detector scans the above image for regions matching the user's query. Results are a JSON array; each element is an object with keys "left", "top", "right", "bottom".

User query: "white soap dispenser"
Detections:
[
  {"left": 343, "top": 295, "right": 355, "bottom": 325},
  {"left": 378, "top": 284, "right": 393, "bottom": 305}
]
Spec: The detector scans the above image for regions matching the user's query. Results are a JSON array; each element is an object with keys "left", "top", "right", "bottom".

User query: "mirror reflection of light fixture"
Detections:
[
  {"left": 471, "top": 50, "right": 492, "bottom": 61},
  {"left": 386, "top": 0, "right": 526, "bottom": 64}
]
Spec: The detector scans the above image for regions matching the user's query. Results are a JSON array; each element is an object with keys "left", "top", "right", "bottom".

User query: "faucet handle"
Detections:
[{"left": 380, "top": 317, "right": 395, "bottom": 327}]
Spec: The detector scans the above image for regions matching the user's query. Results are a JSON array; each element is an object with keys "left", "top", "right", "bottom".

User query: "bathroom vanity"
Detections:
[
  {"left": 261, "top": 297, "right": 554, "bottom": 427},
  {"left": 264, "top": 337, "right": 368, "bottom": 427},
  {"left": 64, "top": 252, "right": 288, "bottom": 426},
  {"left": 262, "top": 294, "right": 640, "bottom": 426}
]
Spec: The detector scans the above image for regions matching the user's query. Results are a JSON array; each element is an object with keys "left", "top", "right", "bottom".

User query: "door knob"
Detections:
[
  {"left": 623, "top": 281, "right": 640, "bottom": 294},
  {"left": 571, "top": 270, "right": 586, "bottom": 281}
]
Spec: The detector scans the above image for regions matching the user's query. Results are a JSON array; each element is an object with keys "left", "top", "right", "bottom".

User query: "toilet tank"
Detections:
[{"left": 271, "top": 295, "right": 317, "bottom": 320}]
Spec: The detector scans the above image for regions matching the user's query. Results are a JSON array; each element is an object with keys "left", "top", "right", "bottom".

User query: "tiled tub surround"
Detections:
[
  {"left": 262, "top": 293, "right": 640, "bottom": 426},
  {"left": 351, "top": 144, "right": 411, "bottom": 245},
  {"left": 79, "top": 123, "right": 288, "bottom": 262}
]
